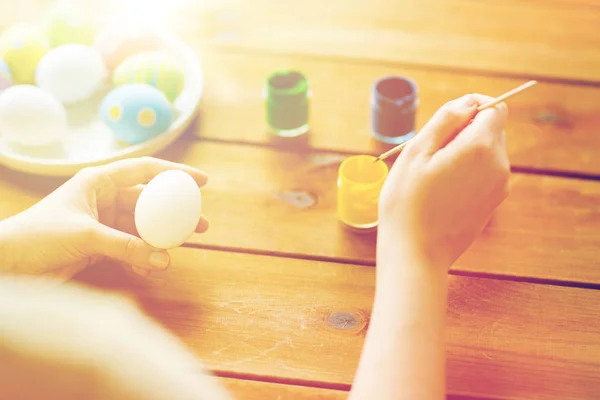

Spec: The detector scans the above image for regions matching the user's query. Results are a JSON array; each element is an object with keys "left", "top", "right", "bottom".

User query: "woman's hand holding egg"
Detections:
[{"left": 0, "top": 157, "right": 208, "bottom": 280}]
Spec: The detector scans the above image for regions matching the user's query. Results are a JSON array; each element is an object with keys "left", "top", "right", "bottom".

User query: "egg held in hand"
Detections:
[
  {"left": 100, "top": 84, "right": 173, "bottom": 144},
  {"left": 113, "top": 52, "right": 184, "bottom": 103},
  {"left": 135, "top": 170, "right": 202, "bottom": 249},
  {"left": 36, "top": 44, "right": 107, "bottom": 105},
  {"left": 0, "top": 23, "right": 48, "bottom": 84},
  {"left": 0, "top": 85, "right": 67, "bottom": 146}
]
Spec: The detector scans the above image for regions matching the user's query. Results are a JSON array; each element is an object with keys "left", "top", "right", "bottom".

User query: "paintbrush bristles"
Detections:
[{"left": 374, "top": 80, "right": 538, "bottom": 162}]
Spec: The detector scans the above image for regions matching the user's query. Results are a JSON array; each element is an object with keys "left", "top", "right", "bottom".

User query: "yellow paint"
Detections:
[
  {"left": 138, "top": 108, "right": 156, "bottom": 127},
  {"left": 108, "top": 104, "right": 121, "bottom": 121},
  {"left": 337, "top": 155, "right": 388, "bottom": 229},
  {"left": 0, "top": 24, "right": 48, "bottom": 84}
]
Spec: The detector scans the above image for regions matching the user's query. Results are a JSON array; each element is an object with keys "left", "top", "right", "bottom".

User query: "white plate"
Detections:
[{"left": 0, "top": 32, "right": 202, "bottom": 177}]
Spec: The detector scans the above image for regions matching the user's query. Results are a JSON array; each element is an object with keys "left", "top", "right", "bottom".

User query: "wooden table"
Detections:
[{"left": 1, "top": 1, "right": 600, "bottom": 398}]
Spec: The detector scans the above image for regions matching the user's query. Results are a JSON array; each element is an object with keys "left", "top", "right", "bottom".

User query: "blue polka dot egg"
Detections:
[{"left": 100, "top": 83, "right": 173, "bottom": 144}]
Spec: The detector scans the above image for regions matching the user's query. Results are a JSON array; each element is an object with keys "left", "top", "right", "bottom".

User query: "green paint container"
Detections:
[{"left": 265, "top": 70, "right": 310, "bottom": 137}]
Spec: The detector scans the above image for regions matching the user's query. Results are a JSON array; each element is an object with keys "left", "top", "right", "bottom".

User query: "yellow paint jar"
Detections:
[{"left": 337, "top": 155, "right": 389, "bottom": 229}]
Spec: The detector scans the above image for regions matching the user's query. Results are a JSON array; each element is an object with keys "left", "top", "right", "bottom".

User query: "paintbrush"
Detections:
[{"left": 373, "top": 80, "right": 538, "bottom": 163}]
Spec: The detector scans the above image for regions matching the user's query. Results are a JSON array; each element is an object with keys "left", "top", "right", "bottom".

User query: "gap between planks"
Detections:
[
  {"left": 204, "top": 46, "right": 600, "bottom": 89},
  {"left": 180, "top": 242, "right": 600, "bottom": 291},
  {"left": 182, "top": 136, "right": 600, "bottom": 183},
  {"left": 218, "top": 372, "right": 510, "bottom": 400}
]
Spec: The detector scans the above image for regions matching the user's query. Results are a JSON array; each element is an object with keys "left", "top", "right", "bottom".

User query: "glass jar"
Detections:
[
  {"left": 337, "top": 155, "right": 389, "bottom": 229},
  {"left": 371, "top": 75, "right": 418, "bottom": 145}
]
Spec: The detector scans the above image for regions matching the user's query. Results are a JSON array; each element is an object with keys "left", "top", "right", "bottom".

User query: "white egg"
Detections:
[
  {"left": 0, "top": 84, "right": 67, "bottom": 146},
  {"left": 135, "top": 169, "right": 202, "bottom": 249},
  {"left": 35, "top": 44, "right": 107, "bottom": 105}
]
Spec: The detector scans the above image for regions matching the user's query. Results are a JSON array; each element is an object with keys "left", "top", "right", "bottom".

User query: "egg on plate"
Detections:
[
  {"left": 0, "top": 23, "right": 48, "bottom": 84},
  {"left": 0, "top": 85, "right": 67, "bottom": 146},
  {"left": 36, "top": 44, "right": 107, "bottom": 105},
  {"left": 100, "top": 83, "right": 173, "bottom": 144},
  {"left": 113, "top": 51, "right": 184, "bottom": 103}
]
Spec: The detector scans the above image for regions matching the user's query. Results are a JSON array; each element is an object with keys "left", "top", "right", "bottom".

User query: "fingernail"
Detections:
[{"left": 149, "top": 251, "right": 170, "bottom": 269}]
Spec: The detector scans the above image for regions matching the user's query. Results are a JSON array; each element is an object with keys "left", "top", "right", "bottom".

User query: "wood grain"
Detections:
[
  {"left": 221, "top": 378, "right": 346, "bottom": 399},
  {"left": 2, "top": 140, "right": 600, "bottom": 285},
  {"left": 73, "top": 248, "right": 600, "bottom": 400},
  {"left": 192, "top": 51, "right": 600, "bottom": 176},
  {"left": 171, "top": 0, "right": 600, "bottom": 82}
]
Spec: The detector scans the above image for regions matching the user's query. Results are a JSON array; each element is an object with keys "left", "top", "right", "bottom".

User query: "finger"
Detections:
[
  {"left": 410, "top": 94, "right": 478, "bottom": 155},
  {"left": 116, "top": 185, "right": 144, "bottom": 213},
  {"left": 90, "top": 223, "right": 170, "bottom": 271},
  {"left": 196, "top": 216, "right": 209, "bottom": 233},
  {"left": 100, "top": 157, "right": 208, "bottom": 188},
  {"left": 455, "top": 96, "right": 508, "bottom": 146}
]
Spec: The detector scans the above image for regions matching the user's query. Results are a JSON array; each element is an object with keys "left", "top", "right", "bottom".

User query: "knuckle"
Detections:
[
  {"left": 469, "top": 139, "right": 494, "bottom": 159},
  {"left": 81, "top": 221, "right": 100, "bottom": 244},
  {"left": 123, "top": 237, "right": 139, "bottom": 260},
  {"left": 438, "top": 103, "right": 463, "bottom": 124},
  {"left": 496, "top": 101, "right": 509, "bottom": 117},
  {"left": 76, "top": 166, "right": 99, "bottom": 181},
  {"left": 402, "top": 141, "right": 421, "bottom": 158}
]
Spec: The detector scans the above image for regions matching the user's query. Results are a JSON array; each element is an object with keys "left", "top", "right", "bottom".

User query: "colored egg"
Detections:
[
  {"left": 0, "top": 85, "right": 67, "bottom": 146},
  {"left": 100, "top": 83, "right": 173, "bottom": 144},
  {"left": 0, "top": 23, "right": 48, "bottom": 84},
  {"left": 113, "top": 52, "right": 184, "bottom": 103},
  {"left": 44, "top": 2, "right": 96, "bottom": 47},
  {"left": 135, "top": 170, "right": 202, "bottom": 249},
  {"left": 0, "top": 58, "right": 12, "bottom": 91},
  {"left": 36, "top": 44, "right": 107, "bottom": 105},
  {"left": 93, "top": 23, "right": 161, "bottom": 71}
]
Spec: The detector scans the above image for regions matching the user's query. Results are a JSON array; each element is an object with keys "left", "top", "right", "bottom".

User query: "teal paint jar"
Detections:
[{"left": 265, "top": 70, "right": 310, "bottom": 138}]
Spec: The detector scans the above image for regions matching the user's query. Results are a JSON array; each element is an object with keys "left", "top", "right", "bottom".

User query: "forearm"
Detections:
[
  {"left": 349, "top": 229, "right": 448, "bottom": 400},
  {"left": 0, "top": 277, "right": 233, "bottom": 400}
]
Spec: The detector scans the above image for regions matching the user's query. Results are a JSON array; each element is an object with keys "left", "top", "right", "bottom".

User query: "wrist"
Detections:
[{"left": 376, "top": 223, "right": 448, "bottom": 295}]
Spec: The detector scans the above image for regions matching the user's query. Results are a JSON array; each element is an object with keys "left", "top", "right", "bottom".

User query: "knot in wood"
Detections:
[
  {"left": 278, "top": 191, "right": 317, "bottom": 209},
  {"left": 327, "top": 311, "right": 362, "bottom": 330},
  {"left": 533, "top": 111, "right": 567, "bottom": 126}
]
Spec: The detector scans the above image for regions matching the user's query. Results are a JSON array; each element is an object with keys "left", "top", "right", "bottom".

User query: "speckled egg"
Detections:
[
  {"left": 100, "top": 83, "right": 173, "bottom": 144},
  {"left": 113, "top": 52, "right": 184, "bottom": 103},
  {"left": 94, "top": 23, "right": 161, "bottom": 71},
  {"left": 0, "top": 23, "right": 48, "bottom": 84},
  {"left": 36, "top": 44, "right": 107, "bottom": 105},
  {"left": 44, "top": 2, "right": 96, "bottom": 47},
  {"left": 0, "top": 58, "right": 12, "bottom": 91}
]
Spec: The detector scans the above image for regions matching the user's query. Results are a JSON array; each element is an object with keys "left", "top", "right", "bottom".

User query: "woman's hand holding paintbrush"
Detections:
[{"left": 374, "top": 80, "right": 537, "bottom": 162}]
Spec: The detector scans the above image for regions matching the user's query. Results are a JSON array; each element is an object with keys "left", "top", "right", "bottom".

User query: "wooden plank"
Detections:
[
  {"left": 193, "top": 51, "right": 600, "bottom": 177},
  {"left": 2, "top": 141, "right": 600, "bottom": 285},
  {"left": 74, "top": 247, "right": 600, "bottom": 400},
  {"left": 220, "top": 378, "right": 346, "bottom": 399},
  {"left": 177, "top": 0, "right": 600, "bottom": 82}
]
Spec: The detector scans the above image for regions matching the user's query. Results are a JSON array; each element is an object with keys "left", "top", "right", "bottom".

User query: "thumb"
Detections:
[{"left": 90, "top": 224, "right": 170, "bottom": 271}]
